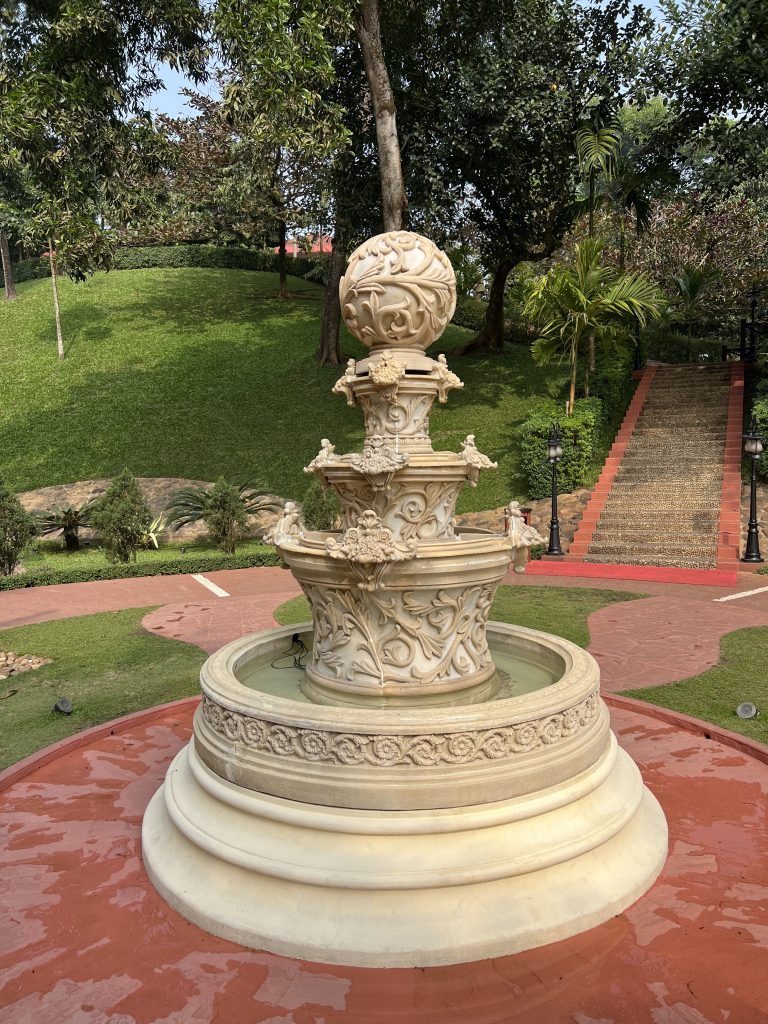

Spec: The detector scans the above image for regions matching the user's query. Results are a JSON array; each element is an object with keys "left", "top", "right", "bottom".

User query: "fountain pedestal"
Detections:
[{"left": 142, "top": 231, "right": 667, "bottom": 966}]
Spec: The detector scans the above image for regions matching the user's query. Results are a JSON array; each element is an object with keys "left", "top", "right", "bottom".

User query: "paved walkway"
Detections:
[
  {"left": 4, "top": 567, "right": 768, "bottom": 692},
  {"left": 2, "top": 699, "right": 767, "bottom": 1023}
]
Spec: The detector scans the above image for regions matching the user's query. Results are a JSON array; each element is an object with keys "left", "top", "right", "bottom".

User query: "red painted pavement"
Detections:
[{"left": 1, "top": 699, "right": 767, "bottom": 1023}]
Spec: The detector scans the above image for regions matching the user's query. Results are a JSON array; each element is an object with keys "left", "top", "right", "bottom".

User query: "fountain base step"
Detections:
[{"left": 142, "top": 736, "right": 667, "bottom": 967}]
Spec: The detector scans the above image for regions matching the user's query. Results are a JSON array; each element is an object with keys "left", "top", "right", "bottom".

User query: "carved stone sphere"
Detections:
[{"left": 339, "top": 231, "right": 457, "bottom": 351}]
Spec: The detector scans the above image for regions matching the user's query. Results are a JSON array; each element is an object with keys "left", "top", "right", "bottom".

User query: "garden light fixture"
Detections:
[
  {"left": 546, "top": 422, "right": 564, "bottom": 557},
  {"left": 742, "top": 415, "right": 764, "bottom": 564}
]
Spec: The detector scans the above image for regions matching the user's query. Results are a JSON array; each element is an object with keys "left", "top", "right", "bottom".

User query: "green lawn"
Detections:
[
  {"left": 0, "top": 608, "right": 204, "bottom": 769},
  {"left": 0, "top": 268, "right": 566, "bottom": 512},
  {"left": 274, "top": 584, "right": 640, "bottom": 649},
  {"left": 626, "top": 627, "right": 768, "bottom": 745}
]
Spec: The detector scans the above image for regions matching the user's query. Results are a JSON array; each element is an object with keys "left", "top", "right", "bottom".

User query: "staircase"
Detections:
[{"left": 568, "top": 364, "right": 743, "bottom": 571}]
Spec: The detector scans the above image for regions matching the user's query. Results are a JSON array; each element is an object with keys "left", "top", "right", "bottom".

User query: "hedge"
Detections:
[
  {"left": 1, "top": 244, "right": 316, "bottom": 288},
  {"left": 452, "top": 295, "right": 488, "bottom": 332},
  {"left": 518, "top": 397, "right": 604, "bottom": 500},
  {"left": 751, "top": 378, "right": 768, "bottom": 481},
  {"left": 579, "top": 347, "right": 637, "bottom": 433},
  {"left": 0, "top": 548, "right": 281, "bottom": 590}
]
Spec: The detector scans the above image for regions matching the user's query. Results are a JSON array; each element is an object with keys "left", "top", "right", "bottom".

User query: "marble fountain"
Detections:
[{"left": 142, "top": 231, "right": 667, "bottom": 967}]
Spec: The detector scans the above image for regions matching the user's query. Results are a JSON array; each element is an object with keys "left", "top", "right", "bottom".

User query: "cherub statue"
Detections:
[
  {"left": 265, "top": 501, "right": 305, "bottom": 546},
  {"left": 332, "top": 358, "right": 358, "bottom": 406},
  {"left": 304, "top": 438, "right": 338, "bottom": 475},
  {"left": 459, "top": 434, "right": 498, "bottom": 487},
  {"left": 432, "top": 353, "right": 464, "bottom": 404},
  {"left": 505, "top": 501, "right": 545, "bottom": 573}
]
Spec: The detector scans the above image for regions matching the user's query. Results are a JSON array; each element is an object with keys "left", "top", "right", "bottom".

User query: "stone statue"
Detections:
[
  {"left": 332, "top": 359, "right": 358, "bottom": 406},
  {"left": 304, "top": 438, "right": 338, "bottom": 476},
  {"left": 505, "top": 501, "right": 546, "bottom": 573},
  {"left": 370, "top": 349, "right": 406, "bottom": 402},
  {"left": 265, "top": 501, "right": 305, "bottom": 545},
  {"left": 433, "top": 353, "right": 464, "bottom": 404},
  {"left": 459, "top": 434, "right": 499, "bottom": 487}
]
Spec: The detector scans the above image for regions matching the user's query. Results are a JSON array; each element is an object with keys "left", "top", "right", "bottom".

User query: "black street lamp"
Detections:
[
  {"left": 742, "top": 416, "right": 764, "bottom": 563},
  {"left": 546, "top": 422, "right": 564, "bottom": 557}
]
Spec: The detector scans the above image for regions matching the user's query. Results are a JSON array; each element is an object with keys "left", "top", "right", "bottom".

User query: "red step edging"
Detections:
[
  {"left": 716, "top": 362, "right": 745, "bottom": 569},
  {"left": 526, "top": 560, "right": 738, "bottom": 586},
  {"left": 566, "top": 366, "right": 657, "bottom": 560}
]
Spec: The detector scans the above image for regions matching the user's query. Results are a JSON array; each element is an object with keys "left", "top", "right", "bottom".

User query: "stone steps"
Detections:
[{"left": 572, "top": 363, "right": 741, "bottom": 570}]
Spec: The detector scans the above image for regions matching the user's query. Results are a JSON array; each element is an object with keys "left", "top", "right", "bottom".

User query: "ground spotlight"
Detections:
[
  {"left": 53, "top": 697, "right": 73, "bottom": 715},
  {"left": 736, "top": 701, "right": 759, "bottom": 720}
]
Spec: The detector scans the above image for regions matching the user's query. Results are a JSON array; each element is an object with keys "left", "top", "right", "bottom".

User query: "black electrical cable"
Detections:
[{"left": 270, "top": 634, "right": 309, "bottom": 670}]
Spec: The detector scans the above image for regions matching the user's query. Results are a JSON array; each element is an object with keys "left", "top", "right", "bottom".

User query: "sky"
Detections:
[{"left": 146, "top": 65, "right": 218, "bottom": 119}]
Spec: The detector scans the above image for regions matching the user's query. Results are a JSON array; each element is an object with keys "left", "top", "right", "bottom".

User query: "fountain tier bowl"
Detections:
[{"left": 142, "top": 622, "right": 668, "bottom": 966}]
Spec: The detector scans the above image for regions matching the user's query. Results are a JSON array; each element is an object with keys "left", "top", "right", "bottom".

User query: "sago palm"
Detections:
[
  {"left": 165, "top": 478, "right": 283, "bottom": 554},
  {"left": 524, "top": 240, "right": 665, "bottom": 415}
]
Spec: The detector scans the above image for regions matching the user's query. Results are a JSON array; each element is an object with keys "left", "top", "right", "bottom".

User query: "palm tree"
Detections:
[
  {"left": 671, "top": 263, "right": 717, "bottom": 343},
  {"left": 36, "top": 501, "right": 96, "bottom": 551},
  {"left": 524, "top": 240, "right": 665, "bottom": 415},
  {"left": 575, "top": 123, "right": 620, "bottom": 238},
  {"left": 165, "top": 478, "right": 283, "bottom": 554}
]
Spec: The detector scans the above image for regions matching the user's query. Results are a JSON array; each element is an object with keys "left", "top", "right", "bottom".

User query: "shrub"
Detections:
[
  {"left": 90, "top": 470, "right": 152, "bottom": 563},
  {"left": 518, "top": 398, "right": 604, "bottom": 500},
  {"left": 579, "top": 348, "right": 636, "bottom": 432},
  {"left": 751, "top": 387, "right": 768, "bottom": 481},
  {"left": 0, "top": 480, "right": 37, "bottom": 576},
  {"left": 452, "top": 295, "right": 488, "bottom": 332},
  {"left": 0, "top": 548, "right": 281, "bottom": 590},
  {"left": 301, "top": 479, "right": 341, "bottom": 531},
  {"left": 36, "top": 501, "right": 95, "bottom": 551},
  {"left": 165, "top": 478, "right": 283, "bottom": 553}
]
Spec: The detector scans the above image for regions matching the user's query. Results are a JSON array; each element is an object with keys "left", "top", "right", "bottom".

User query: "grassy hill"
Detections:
[{"left": 0, "top": 267, "right": 566, "bottom": 512}]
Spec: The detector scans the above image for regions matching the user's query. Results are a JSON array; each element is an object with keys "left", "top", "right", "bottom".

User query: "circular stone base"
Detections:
[{"left": 142, "top": 735, "right": 667, "bottom": 967}]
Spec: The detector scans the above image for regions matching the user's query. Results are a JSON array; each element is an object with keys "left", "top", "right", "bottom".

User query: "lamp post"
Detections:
[
  {"left": 742, "top": 416, "right": 764, "bottom": 563},
  {"left": 546, "top": 422, "right": 564, "bottom": 557}
]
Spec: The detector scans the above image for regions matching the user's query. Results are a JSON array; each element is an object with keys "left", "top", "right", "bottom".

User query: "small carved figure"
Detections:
[
  {"left": 332, "top": 359, "right": 358, "bottom": 406},
  {"left": 326, "top": 510, "right": 417, "bottom": 590},
  {"left": 369, "top": 348, "right": 406, "bottom": 402},
  {"left": 304, "top": 438, "right": 339, "bottom": 476},
  {"left": 432, "top": 353, "right": 464, "bottom": 404},
  {"left": 505, "top": 501, "right": 546, "bottom": 573},
  {"left": 459, "top": 434, "right": 498, "bottom": 487},
  {"left": 265, "top": 501, "right": 305, "bottom": 546}
]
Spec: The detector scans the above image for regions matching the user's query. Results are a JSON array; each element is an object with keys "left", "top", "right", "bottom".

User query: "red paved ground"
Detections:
[{"left": 1, "top": 698, "right": 767, "bottom": 1023}]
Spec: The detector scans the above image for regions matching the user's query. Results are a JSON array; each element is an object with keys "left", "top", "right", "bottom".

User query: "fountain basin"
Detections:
[{"left": 142, "top": 621, "right": 667, "bottom": 966}]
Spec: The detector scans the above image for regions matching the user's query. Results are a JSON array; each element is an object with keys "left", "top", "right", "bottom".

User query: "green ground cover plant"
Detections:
[
  {"left": 0, "top": 607, "right": 204, "bottom": 769},
  {"left": 3, "top": 537, "right": 278, "bottom": 590},
  {"left": 0, "top": 268, "right": 567, "bottom": 512},
  {"left": 625, "top": 626, "right": 768, "bottom": 745}
]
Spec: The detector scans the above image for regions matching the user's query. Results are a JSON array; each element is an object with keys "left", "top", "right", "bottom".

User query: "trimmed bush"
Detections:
[
  {"left": 1, "top": 244, "right": 316, "bottom": 287},
  {"left": 452, "top": 295, "right": 488, "bottom": 332},
  {"left": 518, "top": 398, "right": 604, "bottom": 500},
  {"left": 302, "top": 479, "right": 341, "bottom": 531},
  {"left": 751, "top": 382, "right": 768, "bottom": 481},
  {"left": 90, "top": 470, "right": 152, "bottom": 563},
  {"left": 0, "top": 548, "right": 281, "bottom": 590},
  {"left": 0, "top": 480, "right": 37, "bottom": 576},
  {"left": 578, "top": 348, "right": 636, "bottom": 433}
]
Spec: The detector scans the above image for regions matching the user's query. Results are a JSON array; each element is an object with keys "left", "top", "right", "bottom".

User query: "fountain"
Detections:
[{"left": 142, "top": 231, "right": 667, "bottom": 967}]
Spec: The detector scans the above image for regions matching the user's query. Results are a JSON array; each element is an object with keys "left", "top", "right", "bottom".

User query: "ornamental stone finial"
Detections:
[
  {"left": 339, "top": 231, "right": 457, "bottom": 352},
  {"left": 505, "top": 501, "right": 546, "bottom": 573},
  {"left": 459, "top": 434, "right": 498, "bottom": 487}
]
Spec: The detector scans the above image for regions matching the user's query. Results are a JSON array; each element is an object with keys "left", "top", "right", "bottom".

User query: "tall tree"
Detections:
[{"left": 0, "top": 0, "right": 207, "bottom": 353}]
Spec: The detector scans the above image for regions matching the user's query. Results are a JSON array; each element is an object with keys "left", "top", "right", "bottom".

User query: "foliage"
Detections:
[
  {"left": 627, "top": 197, "right": 768, "bottom": 328},
  {"left": 0, "top": 608, "right": 204, "bottom": 769},
  {"left": 141, "top": 515, "right": 167, "bottom": 550},
  {"left": 0, "top": 0, "right": 207, "bottom": 280},
  {"left": 301, "top": 479, "right": 341, "bottom": 531},
  {"left": 585, "top": 347, "right": 636, "bottom": 431},
  {"left": 90, "top": 470, "right": 152, "bottom": 563},
  {"left": 0, "top": 479, "right": 37, "bottom": 576},
  {"left": 452, "top": 295, "right": 488, "bottom": 333},
  {"left": 166, "top": 478, "right": 282, "bottom": 553},
  {"left": 525, "top": 239, "right": 665, "bottom": 412},
  {"left": 0, "top": 545, "right": 280, "bottom": 591},
  {"left": 517, "top": 398, "right": 605, "bottom": 500},
  {"left": 750, "top": 383, "right": 768, "bottom": 482},
  {"left": 36, "top": 502, "right": 95, "bottom": 552},
  {"left": 0, "top": 267, "right": 567, "bottom": 512}
]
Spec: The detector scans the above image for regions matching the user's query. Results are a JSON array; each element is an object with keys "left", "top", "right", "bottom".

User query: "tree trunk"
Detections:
[
  {"left": 0, "top": 231, "right": 16, "bottom": 301},
  {"left": 48, "top": 239, "right": 64, "bottom": 360},
  {"left": 354, "top": 0, "right": 407, "bottom": 232},
  {"left": 588, "top": 331, "right": 595, "bottom": 373},
  {"left": 619, "top": 208, "right": 627, "bottom": 273},
  {"left": 461, "top": 257, "right": 514, "bottom": 354},
  {"left": 568, "top": 358, "right": 577, "bottom": 416},
  {"left": 588, "top": 170, "right": 595, "bottom": 239},
  {"left": 277, "top": 220, "right": 288, "bottom": 298},
  {"left": 316, "top": 230, "right": 346, "bottom": 366}
]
